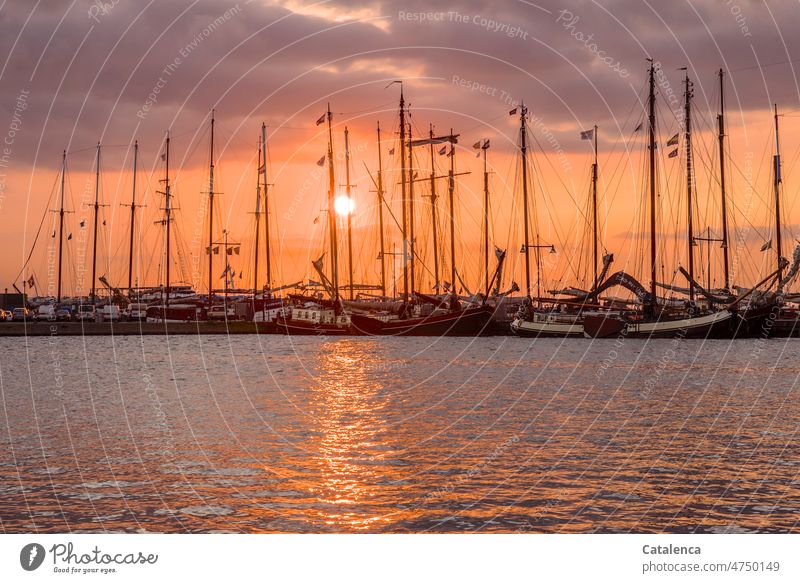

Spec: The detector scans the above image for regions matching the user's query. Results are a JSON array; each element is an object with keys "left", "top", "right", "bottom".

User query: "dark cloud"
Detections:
[{"left": 1, "top": 0, "right": 798, "bottom": 173}]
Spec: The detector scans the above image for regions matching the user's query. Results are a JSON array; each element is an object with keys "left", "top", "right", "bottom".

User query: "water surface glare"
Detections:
[{"left": 1, "top": 335, "right": 798, "bottom": 533}]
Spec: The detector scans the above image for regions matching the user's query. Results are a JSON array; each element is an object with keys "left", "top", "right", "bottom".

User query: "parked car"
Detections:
[
  {"left": 208, "top": 304, "right": 236, "bottom": 321},
  {"left": 35, "top": 304, "right": 57, "bottom": 322},
  {"left": 11, "top": 307, "right": 30, "bottom": 321},
  {"left": 55, "top": 307, "right": 72, "bottom": 321},
  {"left": 100, "top": 304, "right": 122, "bottom": 321},
  {"left": 75, "top": 304, "right": 96, "bottom": 321},
  {"left": 125, "top": 302, "right": 148, "bottom": 321}
]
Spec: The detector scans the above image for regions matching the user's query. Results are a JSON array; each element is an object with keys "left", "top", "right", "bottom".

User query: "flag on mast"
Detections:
[
  {"left": 580, "top": 129, "right": 594, "bottom": 140},
  {"left": 666, "top": 133, "right": 679, "bottom": 146},
  {"left": 315, "top": 113, "right": 326, "bottom": 126}
]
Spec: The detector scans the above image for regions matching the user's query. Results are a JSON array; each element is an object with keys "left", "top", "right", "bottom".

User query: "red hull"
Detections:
[{"left": 369, "top": 305, "right": 494, "bottom": 336}]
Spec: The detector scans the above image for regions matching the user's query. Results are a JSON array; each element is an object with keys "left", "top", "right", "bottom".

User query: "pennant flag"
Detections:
[
  {"left": 234, "top": 246, "right": 240, "bottom": 255},
  {"left": 634, "top": 122, "right": 643, "bottom": 132},
  {"left": 213, "top": 246, "right": 219, "bottom": 254},
  {"left": 668, "top": 148, "right": 679, "bottom": 158},
  {"left": 67, "top": 233, "right": 72, "bottom": 240},
  {"left": 666, "top": 133, "right": 679, "bottom": 146},
  {"left": 316, "top": 155, "right": 326, "bottom": 166},
  {"left": 411, "top": 136, "right": 452, "bottom": 147},
  {"left": 760, "top": 239, "right": 772, "bottom": 252},
  {"left": 580, "top": 129, "right": 594, "bottom": 140},
  {"left": 161, "top": 152, "right": 166, "bottom": 161},
  {"left": 27, "top": 275, "right": 35, "bottom": 288},
  {"left": 102, "top": 219, "right": 106, "bottom": 226},
  {"left": 227, "top": 247, "right": 233, "bottom": 255},
  {"left": 472, "top": 141, "right": 481, "bottom": 149},
  {"left": 482, "top": 139, "right": 490, "bottom": 149},
  {"left": 438, "top": 146, "right": 447, "bottom": 155},
  {"left": 316, "top": 113, "right": 326, "bottom": 126},
  {"left": 206, "top": 246, "right": 212, "bottom": 255},
  {"left": 80, "top": 219, "right": 85, "bottom": 227},
  {"left": 388, "top": 147, "right": 395, "bottom": 155},
  {"left": 509, "top": 108, "right": 518, "bottom": 116}
]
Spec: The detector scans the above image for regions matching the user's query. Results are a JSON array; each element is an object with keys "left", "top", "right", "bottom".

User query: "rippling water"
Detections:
[{"left": 0, "top": 334, "right": 798, "bottom": 533}]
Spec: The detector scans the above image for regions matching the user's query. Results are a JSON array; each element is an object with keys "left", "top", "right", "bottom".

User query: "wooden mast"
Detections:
[
  {"left": 253, "top": 132, "right": 262, "bottom": 298},
  {"left": 773, "top": 103, "right": 783, "bottom": 279},
  {"left": 90, "top": 142, "right": 100, "bottom": 306},
  {"left": 344, "top": 127, "right": 354, "bottom": 300},
  {"left": 717, "top": 69, "right": 731, "bottom": 290},
  {"left": 408, "top": 118, "right": 416, "bottom": 296},
  {"left": 429, "top": 124, "right": 441, "bottom": 292},
  {"left": 376, "top": 122, "right": 387, "bottom": 298},
  {"left": 447, "top": 128, "right": 457, "bottom": 292},
  {"left": 482, "top": 140, "right": 490, "bottom": 297},
  {"left": 591, "top": 126, "right": 599, "bottom": 290},
  {"left": 126, "top": 141, "right": 139, "bottom": 292},
  {"left": 325, "top": 104, "right": 340, "bottom": 304},
  {"left": 56, "top": 150, "right": 66, "bottom": 303},
  {"left": 159, "top": 133, "right": 172, "bottom": 307},
  {"left": 683, "top": 71, "right": 695, "bottom": 300},
  {"left": 647, "top": 60, "right": 658, "bottom": 309},
  {"left": 399, "top": 86, "right": 409, "bottom": 301},
  {"left": 207, "top": 109, "right": 215, "bottom": 305},
  {"left": 520, "top": 103, "right": 532, "bottom": 298},
  {"left": 262, "top": 122, "right": 271, "bottom": 293}
]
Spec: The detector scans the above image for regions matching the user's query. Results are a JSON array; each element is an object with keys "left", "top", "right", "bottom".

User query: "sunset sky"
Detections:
[{"left": 1, "top": 0, "right": 800, "bottom": 298}]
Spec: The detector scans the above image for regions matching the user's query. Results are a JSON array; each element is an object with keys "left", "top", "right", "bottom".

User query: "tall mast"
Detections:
[
  {"left": 647, "top": 60, "right": 658, "bottom": 307},
  {"left": 376, "top": 122, "right": 387, "bottom": 298},
  {"left": 326, "top": 104, "right": 340, "bottom": 303},
  {"left": 56, "top": 150, "right": 66, "bottom": 303},
  {"left": 399, "top": 86, "right": 409, "bottom": 301},
  {"left": 591, "top": 126, "right": 599, "bottom": 290},
  {"left": 344, "top": 127, "right": 354, "bottom": 300},
  {"left": 520, "top": 103, "right": 532, "bottom": 298},
  {"left": 684, "top": 71, "right": 695, "bottom": 300},
  {"left": 408, "top": 118, "right": 416, "bottom": 296},
  {"left": 429, "top": 124, "right": 441, "bottom": 292},
  {"left": 773, "top": 103, "right": 783, "bottom": 279},
  {"left": 717, "top": 69, "right": 731, "bottom": 290},
  {"left": 448, "top": 128, "right": 457, "bottom": 292},
  {"left": 253, "top": 133, "right": 262, "bottom": 297},
  {"left": 160, "top": 133, "right": 172, "bottom": 307},
  {"left": 482, "top": 140, "right": 490, "bottom": 297},
  {"left": 207, "top": 109, "right": 215, "bottom": 305},
  {"left": 262, "top": 122, "right": 272, "bottom": 293},
  {"left": 90, "top": 142, "right": 100, "bottom": 306},
  {"left": 127, "top": 141, "right": 139, "bottom": 291}
]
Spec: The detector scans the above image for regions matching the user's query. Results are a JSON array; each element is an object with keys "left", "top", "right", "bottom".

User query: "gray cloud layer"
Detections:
[{"left": 0, "top": 0, "right": 798, "bottom": 171}]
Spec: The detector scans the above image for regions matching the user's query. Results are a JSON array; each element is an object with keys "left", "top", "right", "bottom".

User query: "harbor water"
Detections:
[{"left": 1, "top": 335, "right": 798, "bottom": 533}]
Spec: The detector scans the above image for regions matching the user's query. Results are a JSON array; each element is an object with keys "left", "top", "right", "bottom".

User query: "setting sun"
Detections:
[{"left": 334, "top": 195, "right": 355, "bottom": 216}]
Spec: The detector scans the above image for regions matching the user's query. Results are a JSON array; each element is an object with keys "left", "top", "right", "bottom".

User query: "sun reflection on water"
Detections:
[{"left": 306, "top": 340, "right": 399, "bottom": 530}]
